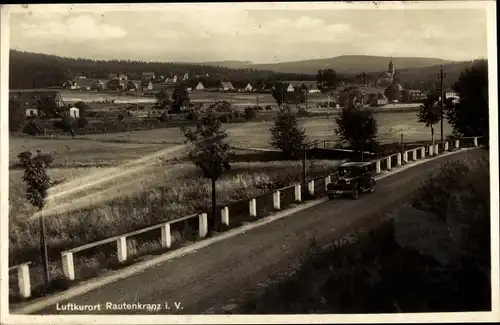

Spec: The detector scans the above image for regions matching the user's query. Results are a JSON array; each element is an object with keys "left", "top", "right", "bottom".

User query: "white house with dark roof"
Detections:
[{"left": 195, "top": 81, "right": 205, "bottom": 91}]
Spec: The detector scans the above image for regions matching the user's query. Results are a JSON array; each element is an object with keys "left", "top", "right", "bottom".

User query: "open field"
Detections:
[{"left": 10, "top": 111, "right": 452, "bottom": 166}]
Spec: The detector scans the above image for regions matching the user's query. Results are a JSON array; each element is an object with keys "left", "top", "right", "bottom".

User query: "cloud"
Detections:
[{"left": 20, "top": 14, "right": 127, "bottom": 41}]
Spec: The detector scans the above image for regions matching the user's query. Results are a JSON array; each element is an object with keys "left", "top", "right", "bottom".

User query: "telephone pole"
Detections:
[
  {"left": 438, "top": 65, "right": 446, "bottom": 144},
  {"left": 305, "top": 85, "right": 308, "bottom": 111}
]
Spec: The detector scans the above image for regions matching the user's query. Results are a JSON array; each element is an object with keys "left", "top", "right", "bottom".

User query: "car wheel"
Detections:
[
  {"left": 369, "top": 187, "right": 375, "bottom": 193},
  {"left": 328, "top": 194, "right": 334, "bottom": 200}
]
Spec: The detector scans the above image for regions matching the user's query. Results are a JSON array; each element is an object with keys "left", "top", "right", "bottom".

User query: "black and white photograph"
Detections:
[{"left": 0, "top": 1, "right": 498, "bottom": 324}]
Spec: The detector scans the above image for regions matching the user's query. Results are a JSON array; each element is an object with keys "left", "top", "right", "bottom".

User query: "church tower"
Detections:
[{"left": 388, "top": 59, "right": 395, "bottom": 83}]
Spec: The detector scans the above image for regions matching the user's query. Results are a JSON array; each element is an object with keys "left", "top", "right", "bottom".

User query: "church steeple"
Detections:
[{"left": 388, "top": 59, "right": 395, "bottom": 83}]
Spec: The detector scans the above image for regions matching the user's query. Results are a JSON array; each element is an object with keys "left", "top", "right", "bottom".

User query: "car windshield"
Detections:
[{"left": 339, "top": 167, "right": 357, "bottom": 178}]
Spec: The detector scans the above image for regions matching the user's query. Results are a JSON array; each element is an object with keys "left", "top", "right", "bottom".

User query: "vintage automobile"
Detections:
[{"left": 326, "top": 162, "right": 376, "bottom": 200}]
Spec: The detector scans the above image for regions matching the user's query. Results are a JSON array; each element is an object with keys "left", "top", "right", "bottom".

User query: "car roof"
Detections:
[{"left": 340, "top": 162, "right": 372, "bottom": 168}]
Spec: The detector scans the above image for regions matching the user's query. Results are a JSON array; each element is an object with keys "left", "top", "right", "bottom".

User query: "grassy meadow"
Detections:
[{"left": 10, "top": 111, "right": 452, "bottom": 166}]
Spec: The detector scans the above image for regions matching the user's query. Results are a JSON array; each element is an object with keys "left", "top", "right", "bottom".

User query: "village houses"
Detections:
[
  {"left": 141, "top": 80, "right": 153, "bottom": 91},
  {"left": 195, "top": 81, "right": 205, "bottom": 91},
  {"left": 142, "top": 72, "right": 155, "bottom": 80},
  {"left": 219, "top": 81, "right": 234, "bottom": 91}
]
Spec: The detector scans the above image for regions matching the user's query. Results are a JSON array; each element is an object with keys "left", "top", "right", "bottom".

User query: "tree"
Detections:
[
  {"left": 18, "top": 150, "right": 53, "bottom": 286},
  {"left": 154, "top": 89, "right": 172, "bottom": 112},
  {"left": 446, "top": 60, "right": 489, "bottom": 141},
  {"left": 53, "top": 115, "right": 76, "bottom": 137},
  {"left": 9, "top": 98, "right": 25, "bottom": 132},
  {"left": 171, "top": 85, "right": 190, "bottom": 113},
  {"left": 335, "top": 107, "right": 379, "bottom": 159},
  {"left": 270, "top": 108, "right": 307, "bottom": 159},
  {"left": 417, "top": 94, "right": 441, "bottom": 146},
  {"left": 316, "top": 69, "right": 338, "bottom": 91},
  {"left": 37, "top": 96, "right": 63, "bottom": 119},
  {"left": 73, "top": 101, "right": 90, "bottom": 117},
  {"left": 385, "top": 83, "right": 401, "bottom": 102},
  {"left": 272, "top": 82, "right": 288, "bottom": 108},
  {"left": 181, "top": 111, "right": 231, "bottom": 231}
]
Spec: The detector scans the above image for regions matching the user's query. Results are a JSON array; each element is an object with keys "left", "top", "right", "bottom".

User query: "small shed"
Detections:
[{"left": 69, "top": 107, "right": 80, "bottom": 118}]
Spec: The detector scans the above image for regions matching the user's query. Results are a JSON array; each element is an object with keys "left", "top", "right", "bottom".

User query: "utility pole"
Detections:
[
  {"left": 39, "top": 209, "right": 50, "bottom": 286},
  {"left": 305, "top": 87, "right": 308, "bottom": 111},
  {"left": 400, "top": 133, "right": 404, "bottom": 156},
  {"left": 438, "top": 65, "right": 446, "bottom": 144},
  {"left": 302, "top": 146, "right": 307, "bottom": 195},
  {"left": 327, "top": 93, "right": 331, "bottom": 119}
]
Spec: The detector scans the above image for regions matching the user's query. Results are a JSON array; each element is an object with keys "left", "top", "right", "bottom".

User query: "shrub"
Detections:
[
  {"left": 219, "top": 114, "right": 232, "bottom": 124},
  {"left": 77, "top": 116, "right": 89, "bottom": 128},
  {"left": 187, "top": 111, "right": 200, "bottom": 121},
  {"left": 298, "top": 107, "right": 311, "bottom": 117},
  {"left": 22, "top": 119, "right": 45, "bottom": 136},
  {"left": 265, "top": 105, "right": 272, "bottom": 111},
  {"left": 244, "top": 106, "right": 257, "bottom": 121}
]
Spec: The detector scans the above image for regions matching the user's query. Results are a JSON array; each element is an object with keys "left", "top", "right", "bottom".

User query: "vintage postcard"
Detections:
[{"left": 1, "top": 1, "right": 498, "bottom": 324}]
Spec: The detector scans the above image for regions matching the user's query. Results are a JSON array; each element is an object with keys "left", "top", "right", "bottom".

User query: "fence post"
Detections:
[
  {"left": 62, "top": 252, "right": 75, "bottom": 280},
  {"left": 117, "top": 236, "right": 127, "bottom": 263},
  {"left": 455, "top": 139, "right": 460, "bottom": 149},
  {"left": 402, "top": 151, "right": 408, "bottom": 163},
  {"left": 307, "top": 180, "right": 315, "bottom": 196},
  {"left": 294, "top": 184, "right": 302, "bottom": 202},
  {"left": 249, "top": 198, "right": 257, "bottom": 217},
  {"left": 161, "top": 223, "right": 172, "bottom": 248},
  {"left": 375, "top": 160, "right": 381, "bottom": 173},
  {"left": 18, "top": 264, "right": 31, "bottom": 298},
  {"left": 444, "top": 141, "right": 449, "bottom": 151},
  {"left": 221, "top": 207, "right": 229, "bottom": 226},
  {"left": 324, "top": 176, "right": 331, "bottom": 190},
  {"left": 474, "top": 137, "right": 478, "bottom": 147},
  {"left": 420, "top": 147, "right": 425, "bottom": 159},
  {"left": 429, "top": 145, "right": 434, "bottom": 156},
  {"left": 397, "top": 153, "right": 402, "bottom": 166},
  {"left": 386, "top": 156, "right": 392, "bottom": 170},
  {"left": 434, "top": 144, "right": 439, "bottom": 155},
  {"left": 198, "top": 213, "right": 208, "bottom": 238},
  {"left": 412, "top": 149, "right": 417, "bottom": 161},
  {"left": 273, "top": 191, "right": 281, "bottom": 210}
]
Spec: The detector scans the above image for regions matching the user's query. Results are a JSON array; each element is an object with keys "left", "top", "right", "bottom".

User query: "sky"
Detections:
[{"left": 7, "top": 3, "right": 489, "bottom": 64}]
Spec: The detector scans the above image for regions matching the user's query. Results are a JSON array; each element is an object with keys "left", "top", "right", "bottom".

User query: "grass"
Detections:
[{"left": 9, "top": 158, "right": 343, "bottom": 275}]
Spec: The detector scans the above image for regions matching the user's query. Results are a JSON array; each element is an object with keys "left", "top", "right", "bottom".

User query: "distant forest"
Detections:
[
  {"left": 9, "top": 50, "right": 317, "bottom": 89},
  {"left": 394, "top": 61, "right": 480, "bottom": 90},
  {"left": 9, "top": 50, "right": 479, "bottom": 91}
]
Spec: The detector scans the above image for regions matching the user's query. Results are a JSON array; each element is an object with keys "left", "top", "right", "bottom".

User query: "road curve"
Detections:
[{"left": 30, "top": 149, "right": 482, "bottom": 315}]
